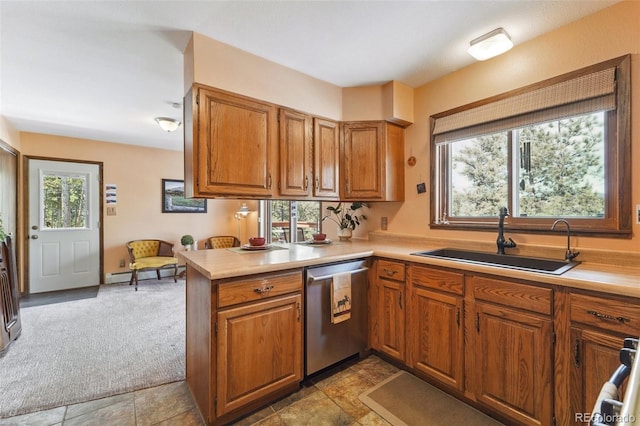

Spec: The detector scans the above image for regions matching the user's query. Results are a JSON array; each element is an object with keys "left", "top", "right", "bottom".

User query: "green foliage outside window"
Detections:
[
  {"left": 42, "top": 175, "right": 88, "bottom": 229},
  {"left": 449, "top": 112, "right": 604, "bottom": 219}
]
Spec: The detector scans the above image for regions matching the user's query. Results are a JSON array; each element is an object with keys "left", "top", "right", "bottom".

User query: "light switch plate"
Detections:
[
  {"left": 106, "top": 206, "right": 117, "bottom": 216},
  {"left": 636, "top": 204, "right": 640, "bottom": 224}
]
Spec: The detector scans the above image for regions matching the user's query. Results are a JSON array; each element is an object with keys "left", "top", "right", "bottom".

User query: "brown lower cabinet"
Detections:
[
  {"left": 409, "top": 265, "right": 464, "bottom": 391},
  {"left": 565, "top": 291, "right": 640, "bottom": 425},
  {"left": 185, "top": 258, "right": 640, "bottom": 426},
  {"left": 373, "top": 259, "right": 406, "bottom": 362},
  {"left": 370, "top": 260, "right": 640, "bottom": 426},
  {"left": 186, "top": 266, "right": 303, "bottom": 425}
]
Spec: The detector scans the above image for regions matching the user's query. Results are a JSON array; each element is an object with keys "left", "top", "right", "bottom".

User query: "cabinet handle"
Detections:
[
  {"left": 315, "top": 177, "right": 319, "bottom": 191},
  {"left": 383, "top": 269, "right": 398, "bottom": 277},
  {"left": 297, "top": 302, "right": 301, "bottom": 322},
  {"left": 399, "top": 292, "right": 403, "bottom": 309},
  {"left": 586, "top": 310, "right": 630, "bottom": 324},
  {"left": 304, "top": 176, "right": 309, "bottom": 191},
  {"left": 267, "top": 173, "right": 272, "bottom": 189},
  {"left": 456, "top": 308, "right": 460, "bottom": 327},
  {"left": 574, "top": 339, "right": 581, "bottom": 368},
  {"left": 254, "top": 285, "right": 274, "bottom": 294},
  {"left": 475, "top": 313, "right": 480, "bottom": 333}
]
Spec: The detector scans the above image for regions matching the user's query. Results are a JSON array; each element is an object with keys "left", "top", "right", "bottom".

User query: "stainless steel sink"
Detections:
[{"left": 411, "top": 248, "right": 579, "bottom": 275}]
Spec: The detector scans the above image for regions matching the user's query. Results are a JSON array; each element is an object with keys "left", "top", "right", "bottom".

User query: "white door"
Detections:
[{"left": 28, "top": 159, "right": 100, "bottom": 293}]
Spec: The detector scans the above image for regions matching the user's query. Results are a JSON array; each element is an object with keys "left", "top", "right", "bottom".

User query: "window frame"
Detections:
[
  {"left": 261, "top": 200, "right": 322, "bottom": 243},
  {"left": 430, "top": 55, "right": 631, "bottom": 237}
]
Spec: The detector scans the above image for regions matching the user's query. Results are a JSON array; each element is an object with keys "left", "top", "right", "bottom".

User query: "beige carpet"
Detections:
[
  {"left": 359, "top": 371, "right": 505, "bottom": 426},
  {"left": 0, "top": 279, "right": 185, "bottom": 419}
]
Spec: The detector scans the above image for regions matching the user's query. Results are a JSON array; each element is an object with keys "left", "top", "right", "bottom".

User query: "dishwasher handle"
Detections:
[{"left": 307, "top": 267, "right": 368, "bottom": 283}]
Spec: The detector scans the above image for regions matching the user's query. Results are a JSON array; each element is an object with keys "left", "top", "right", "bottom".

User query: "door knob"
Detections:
[{"left": 31, "top": 235, "right": 38, "bottom": 239}]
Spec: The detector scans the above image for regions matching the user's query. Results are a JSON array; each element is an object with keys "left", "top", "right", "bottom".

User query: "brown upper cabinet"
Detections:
[
  {"left": 185, "top": 84, "right": 405, "bottom": 201},
  {"left": 278, "top": 109, "right": 340, "bottom": 199},
  {"left": 185, "top": 85, "right": 278, "bottom": 198},
  {"left": 278, "top": 108, "right": 312, "bottom": 197},
  {"left": 313, "top": 118, "right": 340, "bottom": 198},
  {"left": 341, "top": 121, "right": 404, "bottom": 201}
]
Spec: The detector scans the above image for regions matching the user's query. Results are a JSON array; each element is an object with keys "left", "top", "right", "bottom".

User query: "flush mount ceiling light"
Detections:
[
  {"left": 468, "top": 27, "right": 513, "bottom": 61},
  {"left": 154, "top": 117, "right": 181, "bottom": 132}
]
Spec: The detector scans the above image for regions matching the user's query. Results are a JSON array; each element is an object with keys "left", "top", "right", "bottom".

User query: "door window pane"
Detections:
[{"left": 42, "top": 174, "right": 89, "bottom": 229}]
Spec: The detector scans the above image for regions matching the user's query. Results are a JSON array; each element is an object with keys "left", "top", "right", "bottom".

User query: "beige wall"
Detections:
[
  {"left": 0, "top": 116, "right": 21, "bottom": 151},
  {"left": 370, "top": 0, "right": 640, "bottom": 253},
  {"left": 20, "top": 133, "right": 250, "bottom": 280},
  {"left": 188, "top": 32, "right": 343, "bottom": 120}
]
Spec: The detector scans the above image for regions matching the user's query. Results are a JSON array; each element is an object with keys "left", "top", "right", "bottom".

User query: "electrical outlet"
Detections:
[
  {"left": 381, "top": 217, "right": 388, "bottom": 230},
  {"left": 637, "top": 204, "right": 640, "bottom": 224},
  {"left": 119, "top": 259, "right": 125, "bottom": 268}
]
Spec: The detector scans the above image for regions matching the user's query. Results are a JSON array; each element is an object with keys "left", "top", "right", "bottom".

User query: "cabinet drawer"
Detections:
[
  {"left": 570, "top": 293, "right": 640, "bottom": 335},
  {"left": 470, "top": 275, "right": 552, "bottom": 316},
  {"left": 411, "top": 265, "right": 463, "bottom": 295},
  {"left": 378, "top": 260, "right": 405, "bottom": 282},
  {"left": 218, "top": 270, "right": 303, "bottom": 308}
]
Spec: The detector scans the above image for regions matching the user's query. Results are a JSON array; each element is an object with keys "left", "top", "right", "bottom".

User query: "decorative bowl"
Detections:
[{"left": 248, "top": 237, "right": 266, "bottom": 246}]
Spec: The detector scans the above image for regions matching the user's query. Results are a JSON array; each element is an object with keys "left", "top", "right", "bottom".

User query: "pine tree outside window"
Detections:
[{"left": 431, "top": 55, "right": 631, "bottom": 236}]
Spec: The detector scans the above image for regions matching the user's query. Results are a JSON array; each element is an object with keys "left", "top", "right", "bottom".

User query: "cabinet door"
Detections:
[
  {"left": 195, "top": 86, "right": 277, "bottom": 197},
  {"left": 410, "top": 287, "right": 463, "bottom": 390},
  {"left": 378, "top": 278, "right": 405, "bottom": 362},
  {"left": 217, "top": 294, "right": 302, "bottom": 415},
  {"left": 313, "top": 118, "right": 339, "bottom": 198},
  {"left": 342, "top": 121, "right": 384, "bottom": 199},
  {"left": 569, "top": 327, "right": 626, "bottom": 425},
  {"left": 475, "top": 301, "right": 553, "bottom": 426},
  {"left": 279, "top": 108, "right": 311, "bottom": 197}
]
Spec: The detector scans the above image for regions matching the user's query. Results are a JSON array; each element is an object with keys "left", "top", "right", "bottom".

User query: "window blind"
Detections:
[{"left": 433, "top": 67, "right": 616, "bottom": 144}]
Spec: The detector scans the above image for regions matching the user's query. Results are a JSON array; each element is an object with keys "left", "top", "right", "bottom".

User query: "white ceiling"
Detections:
[{"left": 0, "top": 0, "right": 619, "bottom": 151}]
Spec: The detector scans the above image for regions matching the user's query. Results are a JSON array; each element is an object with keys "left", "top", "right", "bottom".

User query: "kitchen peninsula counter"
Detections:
[{"left": 177, "top": 238, "right": 640, "bottom": 298}]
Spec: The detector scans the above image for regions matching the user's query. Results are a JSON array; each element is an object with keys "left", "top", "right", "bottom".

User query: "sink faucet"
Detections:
[
  {"left": 551, "top": 219, "right": 580, "bottom": 261},
  {"left": 496, "top": 207, "right": 517, "bottom": 255}
]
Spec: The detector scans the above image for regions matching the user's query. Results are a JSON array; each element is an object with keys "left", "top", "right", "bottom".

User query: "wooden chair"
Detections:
[
  {"left": 0, "top": 236, "right": 21, "bottom": 353},
  {"left": 205, "top": 235, "right": 241, "bottom": 249},
  {"left": 126, "top": 239, "right": 178, "bottom": 291}
]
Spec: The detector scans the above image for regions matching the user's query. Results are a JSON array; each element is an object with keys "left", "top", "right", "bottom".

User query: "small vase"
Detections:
[{"left": 337, "top": 228, "right": 352, "bottom": 241}]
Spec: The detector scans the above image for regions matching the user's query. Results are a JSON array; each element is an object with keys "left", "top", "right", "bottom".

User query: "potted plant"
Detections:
[
  {"left": 322, "top": 202, "right": 368, "bottom": 241},
  {"left": 180, "top": 234, "right": 194, "bottom": 251}
]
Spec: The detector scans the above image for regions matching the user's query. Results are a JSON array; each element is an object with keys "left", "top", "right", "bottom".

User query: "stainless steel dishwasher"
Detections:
[{"left": 305, "top": 259, "right": 368, "bottom": 376}]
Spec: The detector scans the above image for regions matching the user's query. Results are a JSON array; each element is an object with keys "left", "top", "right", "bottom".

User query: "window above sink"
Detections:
[{"left": 429, "top": 55, "right": 631, "bottom": 237}]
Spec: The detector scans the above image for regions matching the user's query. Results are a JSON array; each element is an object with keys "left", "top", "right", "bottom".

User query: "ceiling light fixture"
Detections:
[
  {"left": 468, "top": 27, "right": 513, "bottom": 61},
  {"left": 154, "top": 117, "right": 181, "bottom": 132}
]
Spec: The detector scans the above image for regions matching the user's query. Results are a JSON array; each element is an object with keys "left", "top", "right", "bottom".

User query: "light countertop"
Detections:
[{"left": 177, "top": 239, "right": 640, "bottom": 298}]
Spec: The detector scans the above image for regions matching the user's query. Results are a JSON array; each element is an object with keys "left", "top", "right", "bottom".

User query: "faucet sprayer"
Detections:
[{"left": 551, "top": 219, "right": 580, "bottom": 261}]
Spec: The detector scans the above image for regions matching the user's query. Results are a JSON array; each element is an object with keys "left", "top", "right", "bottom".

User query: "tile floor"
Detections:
[{"left": 0, "top": 355, "right": 399, "bottom": 426}]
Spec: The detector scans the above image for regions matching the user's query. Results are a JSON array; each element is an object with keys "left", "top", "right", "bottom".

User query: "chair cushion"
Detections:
[
  {"left": 129, "top": 240, "right": 160, "bottom": 258},
  {"left": 208, "top": 236, "right": 238, "bottom": 249},
  {"left": 130, "top": 256, "right": 178, "bottom": 270}
]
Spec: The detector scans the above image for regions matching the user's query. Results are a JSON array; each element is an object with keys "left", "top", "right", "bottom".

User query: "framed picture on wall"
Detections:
[{"left": 162, "top": 179, "right": 207, "bottom": 213}]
